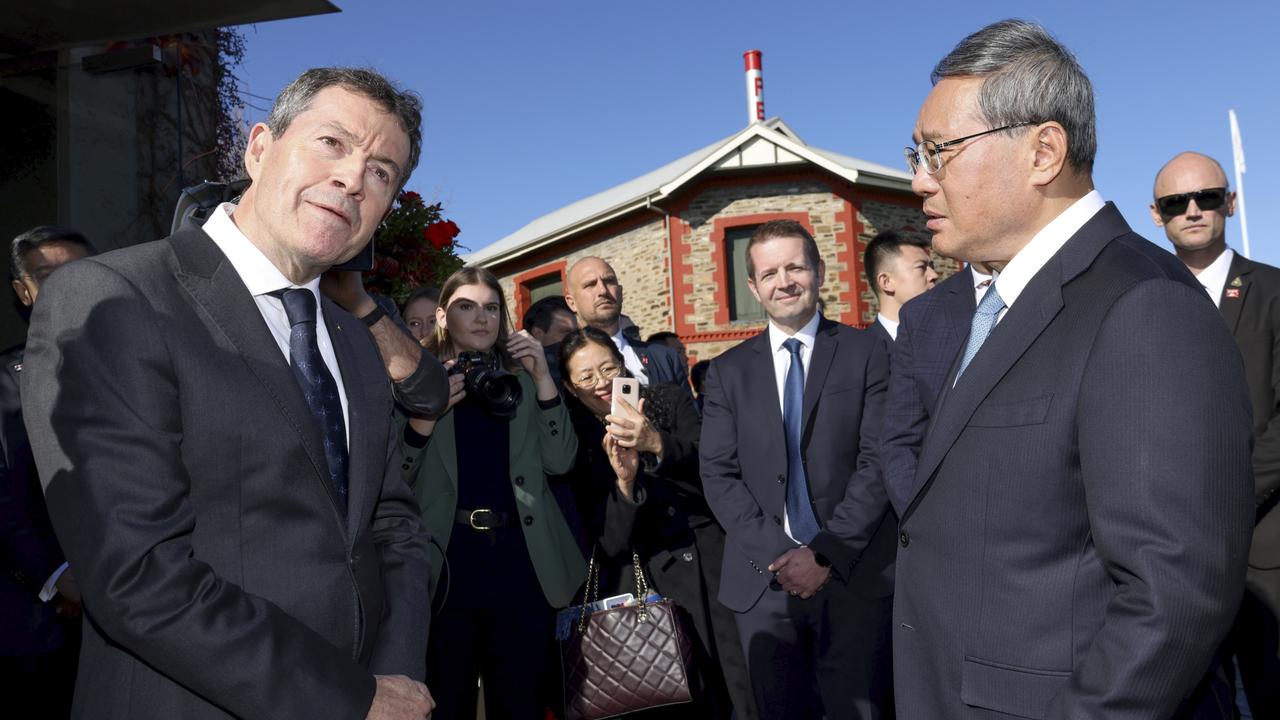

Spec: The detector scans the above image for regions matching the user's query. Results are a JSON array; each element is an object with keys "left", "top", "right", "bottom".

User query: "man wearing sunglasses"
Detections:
[
  {"left": 1153, "top": 150, "right": 1280, "bottom": 718},
  {"left": 892, "top": 19, "right": 1253, "bottom": 720}
]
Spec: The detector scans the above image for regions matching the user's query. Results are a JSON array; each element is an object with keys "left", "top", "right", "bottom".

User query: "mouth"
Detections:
[
  {"left": 924, "top": 210, "right": 946, "bottom": 232},
  {"left": 598, "top": 391, "right": 612, "bottom": 405},
  {"left": 308, "top": 201, "right": 351, "bottom": 226}
]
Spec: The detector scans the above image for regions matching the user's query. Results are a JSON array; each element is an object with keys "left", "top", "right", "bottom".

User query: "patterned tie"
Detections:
[
  {"left": 956, "top": 283, "right": 1006, "bottom": 381},
  {"left": 277, "top": 289, "right": 349, "bottom": 518},
  {"left": 782, "top": 338, "right": 820, "bottom": 543}
]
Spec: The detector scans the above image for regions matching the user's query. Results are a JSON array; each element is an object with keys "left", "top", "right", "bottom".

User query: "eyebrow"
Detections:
[{"left": 319, "top": 122, "right": 403, "bottom": 181}]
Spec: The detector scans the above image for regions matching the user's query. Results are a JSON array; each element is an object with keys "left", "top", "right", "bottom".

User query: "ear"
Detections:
[
  {"left": 1225, "top": 190, "right": 1237, "bottom": 218},
  {"left": 1028, "top": 122, "right": 1070, "bottom": 188},
  {"left": 815, "top": 258, "right": 827, "bottom": 289},
  {"left": 563, "top": 289, "right": 578, "bottom": 314},
  {"left": 435, "top": 303, "right": 448, "bottom": 331},
  {"left": 1149, "top": 202, "right": 1167, "bottom": 228},
  {"left": 877, "top": 271, "right": 893, "bottom": 297},
  {"left": 243, "top": 122, "right": 273, "bottom": 181},
  {"left": 746, "top": 274, "right": 763, "bottom": 304},
  {"left": 11, "top": 279, "right": 31, "bottom": 307}
]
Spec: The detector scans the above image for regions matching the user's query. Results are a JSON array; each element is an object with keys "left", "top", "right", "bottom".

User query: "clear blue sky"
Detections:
[{"left": 234, "top": 0, "right": 1280, "bottom": 265}]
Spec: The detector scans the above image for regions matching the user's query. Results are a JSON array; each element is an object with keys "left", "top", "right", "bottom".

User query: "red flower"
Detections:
[
  {"left": 424, "top": 220, "right": 460, "bottom": 250},
  {"left": 399, "top": 190, "right": 422, "bottom": 206}
]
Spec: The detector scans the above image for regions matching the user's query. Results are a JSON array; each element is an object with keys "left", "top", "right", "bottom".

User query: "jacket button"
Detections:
[
  {"left": 401, "top": 463, "right": 410, "bottom": 471},
  {"left": 777, "top": 474, "right": 785, "bottom": 485},
  {"left": 772, "top": 515, "right": 782, "bottom": 525},
  {"left": 682, "top": 551, "right": 694, "bottom": 562},
  {"left": 900, "top": 531, "right": 910, "bottom": 547},
  {"left": 514, "top": 476, "right": 525, "bottom": 486},
  {"left": 524, "top": 516, "right": 534, "bottom": 526},
  {"left": 551, "top": 429, "right": 558, "bottom": 436},
  {"left": 667, "top": 506, "right": 676, "bottom": 517},
  {"left": 550, "top": 421, "right": 557, "bottom": 428}
]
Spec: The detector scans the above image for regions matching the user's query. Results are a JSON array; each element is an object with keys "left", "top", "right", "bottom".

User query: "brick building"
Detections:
[{"left": 467, "top": 117, "right": 956, "bottom": 362}]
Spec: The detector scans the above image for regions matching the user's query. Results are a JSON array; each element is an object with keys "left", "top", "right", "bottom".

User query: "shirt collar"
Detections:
[
  {"left": 610, "top": 329, "right": 631, "bottom": 350},
  {"left": 768, "top": 310, "right": 822, "bottom": 352},
  {"left": 203, "top": 203, "right": 323, "bottom": 301},
  {"left": 1196, "top": 247, "right": 1235, "bottom": 303},
  {"left": 995, "top": 190, "right": 1106, "bottom": 311},
  {"left": 970, "top": 265, "right": 993, "bottom": 290},
  {"left": 876, "top": 313, "right": 899, "bottom": 341}
]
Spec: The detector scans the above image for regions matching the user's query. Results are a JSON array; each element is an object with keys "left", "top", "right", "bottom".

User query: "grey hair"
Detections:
[
  {"left": 264, "top": 67, "right": 423, "bottom": 190},
  {"left": 932, "top": 19, "right": 1096, "bottom": 174}
]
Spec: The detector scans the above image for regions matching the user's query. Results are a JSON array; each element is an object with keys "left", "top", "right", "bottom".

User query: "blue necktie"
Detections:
[
  {"left": 278, "top": 289, "right": 349, "bottom": 518},
  {"left": 782, "top": 338, "right": 820, "bottom": 543},
  {"left": 956, "top": 283, "right": 1006, "bottom": 381}
]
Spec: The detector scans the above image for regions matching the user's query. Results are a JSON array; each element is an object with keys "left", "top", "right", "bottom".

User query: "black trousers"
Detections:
[
  {"left": 426, "top": 524, "right": 555, "bottom": 720},
  {"left": 733, "top": 576, "right": 893, "bottom": 720}
]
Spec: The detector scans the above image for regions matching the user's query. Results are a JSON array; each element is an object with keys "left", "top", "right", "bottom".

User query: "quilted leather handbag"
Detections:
[{"left": 560, "top": 549, "right": 695, "bottom": 719}]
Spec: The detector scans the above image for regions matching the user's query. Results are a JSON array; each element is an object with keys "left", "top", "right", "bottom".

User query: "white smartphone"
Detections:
[{"left": 611, "top": 377, "right": 639, "bottom": 417}]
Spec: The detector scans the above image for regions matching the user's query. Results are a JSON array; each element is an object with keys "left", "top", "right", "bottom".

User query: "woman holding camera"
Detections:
[
  {"left": 558, "top": 327, "right": 756, "bottom": 720},
  {"left": 399, "top": 267, "right": 583, "bottom": 720}
]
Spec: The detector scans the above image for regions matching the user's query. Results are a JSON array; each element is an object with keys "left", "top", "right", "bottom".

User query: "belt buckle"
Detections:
[{"left": 469, "top": 508, "right": 495, "bottom": 531}]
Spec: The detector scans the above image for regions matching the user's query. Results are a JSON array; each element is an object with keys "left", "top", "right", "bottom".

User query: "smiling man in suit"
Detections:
[
  {"left": 701, "top": 220, "right": 894, "bottom": 719},
  {"left": 22, "top": 68, "right": 436, "bottom": 720},
  {"left": 1153, "top": 150, "right": 1280, "bottom": 717},
  {"left": 893, "top": 20, "right": 1254, "bottom": 720}
]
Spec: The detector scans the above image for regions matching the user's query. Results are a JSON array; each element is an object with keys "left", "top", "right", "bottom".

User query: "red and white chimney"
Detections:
[{"left": 744, "top": 50, "right": 764, "bottom": 124}]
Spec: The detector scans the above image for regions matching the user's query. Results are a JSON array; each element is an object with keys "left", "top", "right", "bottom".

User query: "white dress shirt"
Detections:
[
  {"left": 611, "top": 330, "right": 650, "bottom": 385},
  {"left": 970, "top": 266, "right": 994, "bottom": 306},
  {"left": 203, "top": 203, "right": 350, "bottom": 446},
  {"left": 1195, "top": 248, "right": 1235, "bottom": 308},
  {"left": 994, "top": 190, "right": 1106, "bottom": 323},
  {"left": 767, "top": 310, "right": 822, "bottom": 544},
  {"left": 876, "top": 313, "right": 899, "bottom": 341}
]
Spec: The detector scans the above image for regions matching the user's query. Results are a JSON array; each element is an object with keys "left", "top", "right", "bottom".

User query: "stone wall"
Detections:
[{"left": 857, "top": 199, "right": 960, "bottom": 324}]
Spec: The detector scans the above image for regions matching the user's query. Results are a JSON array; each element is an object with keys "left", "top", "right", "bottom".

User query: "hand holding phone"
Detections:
[{"left": 611, "top": 377, "right": 639, "bottom": 418}]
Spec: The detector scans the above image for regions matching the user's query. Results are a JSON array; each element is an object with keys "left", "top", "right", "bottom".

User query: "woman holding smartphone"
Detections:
[
  {"left": 558, "top": 327, "right": 756, "bottom": 719},
  {"left": 399, "top": 267, "right": 583, "bottom": 720}
]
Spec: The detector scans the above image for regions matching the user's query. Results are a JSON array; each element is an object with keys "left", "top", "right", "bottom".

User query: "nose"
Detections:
[
  {"left": 911, "top": 163, "right": 939, "bottom": 198},
  {"left": 331, "top": 155, "right": 365, "bottom": 198},
  {"left": 1184, "top": 198, "right": 1202, "bottom": 218},
  {"left": 926, "top": 266, "right": 939, "bottom": 283}
]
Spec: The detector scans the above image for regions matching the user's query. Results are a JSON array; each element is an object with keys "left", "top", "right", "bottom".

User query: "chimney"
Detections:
[{"left": 744, "top": 50, "right": 764, "bottom": 124}]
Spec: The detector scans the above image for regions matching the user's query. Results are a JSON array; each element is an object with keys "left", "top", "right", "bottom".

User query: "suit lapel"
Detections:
[
  {"left": 170, "top": 229, "right": 341, "bottom": 527},
  {"left": 907, "top": 203, "right": 1130, "bottom": 514},
  {"left": 749, "top": 332, "right": 786, "bottom": 442},
  {"left": 1219, "top": 254, "right": 1251, "bottom": 335},
  {"left": 323, "top": 303, "right": 377, "bottom": 538},
  {"left": 801, "top": 320, "right": 837, "bottom": 436}
]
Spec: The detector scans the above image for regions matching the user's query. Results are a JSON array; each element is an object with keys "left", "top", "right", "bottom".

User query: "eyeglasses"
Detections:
[
  {"left": 905, "top": 121, "right": 1041, "bottom": 175},
  {"left": 571, "top": 364, "right": 622, "bottom": 390},
  {"left": 1154, "top": 187, "right": 1228, "bottom": 217}
]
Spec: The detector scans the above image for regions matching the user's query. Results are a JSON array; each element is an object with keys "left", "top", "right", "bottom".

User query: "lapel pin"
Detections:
[
  {"left": 1226, "top": 288, "right": 1241, "bottom": 299},
  {"left": 1231, "top": 276, "right": 1243, "bottom": 287}
]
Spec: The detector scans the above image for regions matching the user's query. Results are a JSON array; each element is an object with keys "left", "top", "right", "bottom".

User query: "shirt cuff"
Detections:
[
  {"left": 38, "top": 561, "right": 70, "bottom": 602},
  {"left": 537, "top": 395, "right": 562, "bottom": 411},
  {"left": 403, "top": 422, "right": 431, "bottom": 449}
]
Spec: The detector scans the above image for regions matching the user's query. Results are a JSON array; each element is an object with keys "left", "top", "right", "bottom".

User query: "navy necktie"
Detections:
[
  {"left": 277, "top": 289, "right": 349, "bottom": 518},
  {"left": 956, "top": 283, "right": 1006, "bottom": 381},
  {"left": 782, "top": 338, "right": 820, "bottom": 543}
]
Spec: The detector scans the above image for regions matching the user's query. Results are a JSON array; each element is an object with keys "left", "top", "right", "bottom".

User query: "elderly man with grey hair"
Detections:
[
  {"left": 893, "top": 20, "right": 1253, "bottom": 720},
  {"left": 22, "top": 68, "right": 439, "bottom": 719}
]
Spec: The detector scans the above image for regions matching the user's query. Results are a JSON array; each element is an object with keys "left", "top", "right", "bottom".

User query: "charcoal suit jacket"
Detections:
[
  {"left": 20, "top": 226, "right": 432, "bottom": 719},
  {"left": 893, "top": 204, "right": 1254, "bottom": 720}
]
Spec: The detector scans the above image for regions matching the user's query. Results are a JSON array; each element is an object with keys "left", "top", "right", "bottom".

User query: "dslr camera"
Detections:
[{"left": 450, "top": 351, "right": 523, "bottom": 417}]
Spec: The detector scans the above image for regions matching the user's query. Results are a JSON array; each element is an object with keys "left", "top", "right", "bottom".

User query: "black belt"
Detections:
[{"left": 454, "top": 508, "right": 513, "bottom": 531}]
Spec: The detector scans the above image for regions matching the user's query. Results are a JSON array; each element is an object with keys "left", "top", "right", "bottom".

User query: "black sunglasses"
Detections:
[{"left": 1155, "top": 187, "right": 1227, "bottom": 217}]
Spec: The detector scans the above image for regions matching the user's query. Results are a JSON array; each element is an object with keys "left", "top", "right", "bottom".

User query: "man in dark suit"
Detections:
[
  {"left": 880, "top": 263, "right": 989, "bottom": 516},
  {"left": 1152, "top": 150, "right": 1280, "bottom": 717},
  {"left": 863, "top": 230, "right": 938, "bottom": 346},
  {"left": 701, "top": 220, "right": 895, "bottom": 719},
  {"left": 562, "top": 256, "right": 688, "bottom": 389},
  {"left": 1, "top": 225, "right": 93, "bottom": 717},
  {"left": 894, "top": 20, "right": 1254, "bottom": 720},
  {"left": 22, "top": 68, "right": 438, "bottom": 720}
]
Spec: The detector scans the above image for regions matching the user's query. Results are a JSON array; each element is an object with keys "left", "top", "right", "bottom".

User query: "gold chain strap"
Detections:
[
  {"left": 631, "top": 550, "right": 650, "bottom": 624},
  {"left": 577, "top": 548, "right": 600, "bottom": 633}
]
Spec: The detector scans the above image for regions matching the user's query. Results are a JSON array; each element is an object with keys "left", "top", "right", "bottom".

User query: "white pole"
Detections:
[
  {"left": 1230, "top": 109, "right": 1251, "bottom": 259},
  {"left": 744, "top": 50, "right": 764, "bottom": 124}
]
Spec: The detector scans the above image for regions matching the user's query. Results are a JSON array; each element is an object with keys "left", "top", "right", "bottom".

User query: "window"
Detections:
[
  {"left": 524, "top": 273, "right": 563, "bottom": 305},
  {"left": 725, "top": 225, "right": 765, "bottom": 322}
]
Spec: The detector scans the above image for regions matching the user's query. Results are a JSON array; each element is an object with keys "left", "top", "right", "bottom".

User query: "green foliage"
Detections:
[{"left": 364, "top": 191, "right": 464, "bottom": 304}]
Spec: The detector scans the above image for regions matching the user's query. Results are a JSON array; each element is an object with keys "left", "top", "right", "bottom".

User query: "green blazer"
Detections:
[{"left": 400, "top": 371, "right": 585, "bottom": 608}]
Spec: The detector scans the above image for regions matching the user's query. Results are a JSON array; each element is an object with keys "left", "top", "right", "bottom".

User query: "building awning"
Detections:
[{"left": 1, "top": 0, "right": 340, "bottom": 56}]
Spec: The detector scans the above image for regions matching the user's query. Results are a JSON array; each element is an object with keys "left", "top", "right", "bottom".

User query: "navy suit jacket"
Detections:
[
  {"left": 880, "top": 268, "right": 977, "bottom": 517},
  {"left": 893, "top": 204, "right": 1254, "bottom": 720},
  {"left": 700, "top": 316, "right": 896, "bottom": 612}
]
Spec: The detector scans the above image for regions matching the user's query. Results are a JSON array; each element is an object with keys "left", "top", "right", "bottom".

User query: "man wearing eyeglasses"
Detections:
[
  {"left": 1152, "top": 150, "right": 1280, "bottom": 718},
  {"left": 892, "top": 19, "right": 1253, "bottom": 720}
]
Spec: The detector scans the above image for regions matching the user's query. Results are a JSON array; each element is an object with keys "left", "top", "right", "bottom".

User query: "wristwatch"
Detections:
[{"left": 360, "top": 304, "right": 388, "bottom": 327}]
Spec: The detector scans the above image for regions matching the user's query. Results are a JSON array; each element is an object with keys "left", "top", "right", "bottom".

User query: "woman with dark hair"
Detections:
[
  {"left": 558, "top": 327, "right": 756, "bottom": 720},
  {"left": 400, "top": 266, "right": 583, "bottom": 719},
  {"left": 400, "top": 285, "right": 440, "bottom": 342}
]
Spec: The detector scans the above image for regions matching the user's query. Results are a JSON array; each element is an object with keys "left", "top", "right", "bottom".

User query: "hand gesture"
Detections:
[
  {"left": 506, "top": 330, "right": 549, "bottom": 380},
  {"left": 605, "top": 397, "right": 662, "bottom": 456},
  {"left": 768, "top": 547, "right": 831, "bottom": 599},
  {"left": 604, "top": 433, "right": 640, "bottom": 500},
  {"left": 366, "top": 675, "right": 434, "bottom": 719}
]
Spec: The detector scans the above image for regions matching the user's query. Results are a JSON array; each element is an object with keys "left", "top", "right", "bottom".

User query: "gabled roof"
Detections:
[{"left": 466, "top": 118, "right": 913, "bottom": 267}]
